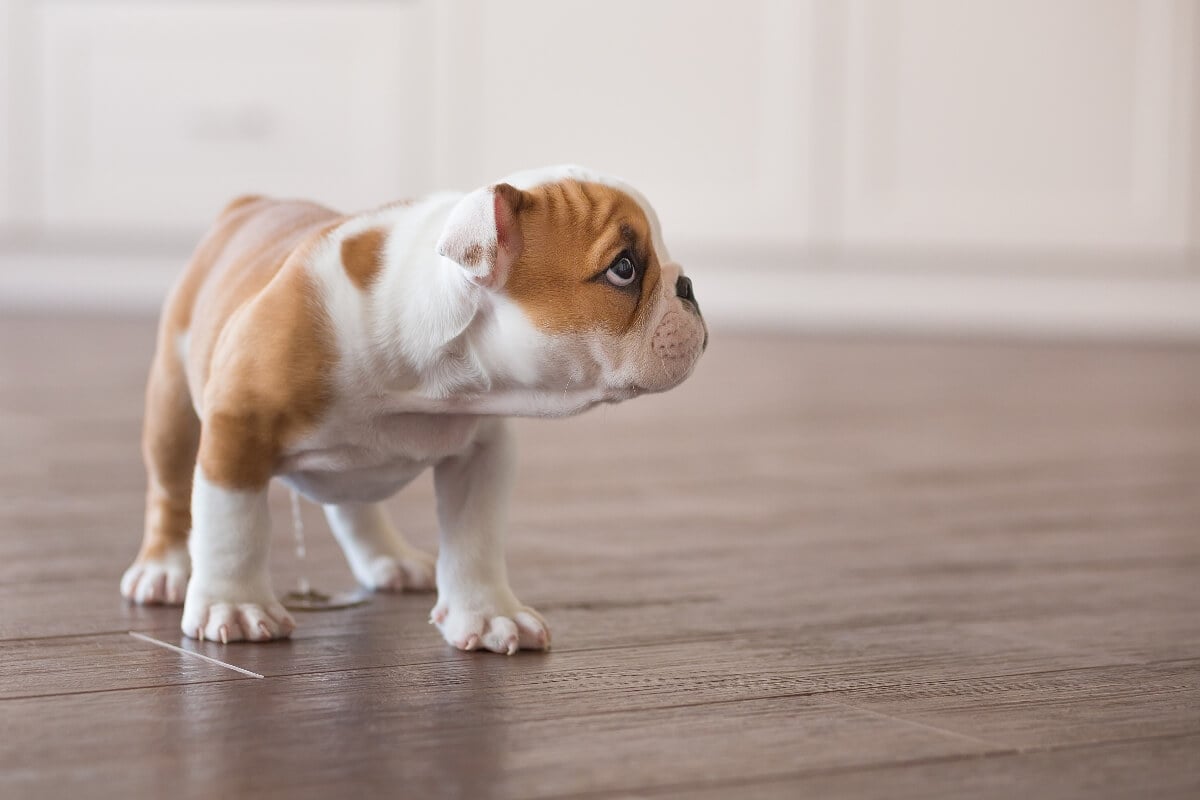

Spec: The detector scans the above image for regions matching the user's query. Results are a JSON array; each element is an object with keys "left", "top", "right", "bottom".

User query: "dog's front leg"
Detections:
[
  {"left": 180, "top": 466, "right": 295, "bottom": 642},
  {"left": 324, "top": 502, "right": 436, "bottom": 593},
  {"left": 431, "top": 418, "right": 550, "bottom": 654}
]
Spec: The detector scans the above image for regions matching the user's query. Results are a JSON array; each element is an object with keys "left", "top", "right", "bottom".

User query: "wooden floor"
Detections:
[{"left": 1, "top": 313, "right": 1198, "bottom": 799}]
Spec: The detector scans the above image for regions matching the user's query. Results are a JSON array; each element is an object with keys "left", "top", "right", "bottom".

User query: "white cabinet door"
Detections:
[
  {"left": 435, "top": 0, "right": 815, "bottom": 248},
  {"left": 838, "top": 0, "right": 1198, "bottom": 250},
  {"left": 38, "top": 0, "right": 433, "bottom": 233}
]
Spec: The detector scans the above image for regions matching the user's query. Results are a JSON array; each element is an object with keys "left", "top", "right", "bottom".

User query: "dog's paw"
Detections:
[
  {"left": 120, "top": 548, "right": 190, "bottom": 606},
  {"left": 360, "top": 550, "right": 437, "bottom": 593},
  {"left": 431, "top": 590, "right": 550, "bottom": 654},
  {"left": 181, "top": 585, "right": 295, "bottom": 643}
]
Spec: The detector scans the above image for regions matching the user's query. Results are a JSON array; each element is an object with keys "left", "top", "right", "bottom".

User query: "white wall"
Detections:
[
  {"left": 837, "top": 0, "right": 1197, "bottom": 251},
  {"left": 0, "top": 0, "right": 13, "bottom": 226},
  {"left": 434, "top": 0, "right": 817, "bottom": 249},
  {"left": 36, "top": 1, "right": 434, "bottom": 230},
  {"left": 436, "top": 0, "right": 1200, "bottom": 253},
  {"left": 1, "top": 0, "right": 1198, "bottom": 337}
]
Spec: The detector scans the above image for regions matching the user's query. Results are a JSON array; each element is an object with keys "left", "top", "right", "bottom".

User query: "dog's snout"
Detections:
[
  {"left": 675, "top": 275, "right": 695, "bottom": 303},
  {"left": 675, "top": 275, "right": 701, "bottom": 321}
]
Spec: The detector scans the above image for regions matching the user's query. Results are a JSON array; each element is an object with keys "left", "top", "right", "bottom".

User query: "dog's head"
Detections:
[{"left": 437, "top": 165, "right": 706, "bottom": 415}]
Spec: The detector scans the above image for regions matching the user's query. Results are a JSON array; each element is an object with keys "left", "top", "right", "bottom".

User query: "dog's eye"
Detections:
[{"left": 605, "top": 254, "right": 637, "bottom": 287}]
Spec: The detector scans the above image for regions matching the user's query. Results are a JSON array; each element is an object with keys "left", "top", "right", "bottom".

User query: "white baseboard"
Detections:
[
  {"left": 0, "top": 249, "right": 182, "bottom": 312},
  {"left": 3, "top": 247, "right": 1199, "bottom": 340}
]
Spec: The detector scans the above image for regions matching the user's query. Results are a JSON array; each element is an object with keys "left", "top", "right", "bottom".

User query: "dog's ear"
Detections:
[{"left": 436, "top": 183, "right": 527, "bottom": 289}]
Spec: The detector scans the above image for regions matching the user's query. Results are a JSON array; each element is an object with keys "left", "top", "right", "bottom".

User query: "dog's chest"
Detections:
[{"left": 278, "top": 407, "right": 482, "bottom": 504}]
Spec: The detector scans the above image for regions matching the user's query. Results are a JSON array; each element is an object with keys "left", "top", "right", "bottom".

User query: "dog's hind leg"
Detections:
[{"left": 120, "top": 329, "right": 197, "bottom": 606}]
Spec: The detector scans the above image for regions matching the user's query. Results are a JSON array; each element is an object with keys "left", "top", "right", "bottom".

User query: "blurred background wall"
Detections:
[{"left": 0, "top": 0, "right": 1197, "bottom": 337}]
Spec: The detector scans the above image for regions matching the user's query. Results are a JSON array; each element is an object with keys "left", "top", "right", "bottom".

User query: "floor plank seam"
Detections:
[
  {"left": 808, "top": 657, "right": 1200, "bottom": 695},
  {"left": 1006, "top": 729, "right": 1200, "bottom": 756},
  {"left": 127, "top": 632, "right": 265, "bottom": 678},
  {"left": 0, "top": 627, "right": 182, "bottom": 644},
  {"left": 820, "top": 695, "right": 1006, "bottom": 749},
  {"left": 235, "top": 652, "right": 1181, "bottom": 697},
  {"left": 0, "top": 676, "right": 255, "bottom": 702},
  {"left": 534, "top": 594, "right": 721, "bottom": 612},
  {"left": 4, "top": 654, "right": 1192, "bottom": 709},
  {"left": 544, "top": 748, "right": 1024, "bottom": 800}
]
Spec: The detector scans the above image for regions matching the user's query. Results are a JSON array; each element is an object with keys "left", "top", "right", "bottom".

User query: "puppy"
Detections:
[{"left": 120, "top": 165, "right": 706, "bottom": 653}]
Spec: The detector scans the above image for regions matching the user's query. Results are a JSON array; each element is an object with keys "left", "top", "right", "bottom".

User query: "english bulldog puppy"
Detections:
[{"left": 120, "top": 165, "right": 706, "bottom": 653}]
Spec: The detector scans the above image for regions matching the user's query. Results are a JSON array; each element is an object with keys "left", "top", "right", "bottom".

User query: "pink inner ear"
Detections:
[
  {"left": 489, "top": 190, "right": 523, "bottom": 289},
  {"left": 494, "top": 193, "right": 515, "bottom": 254}
]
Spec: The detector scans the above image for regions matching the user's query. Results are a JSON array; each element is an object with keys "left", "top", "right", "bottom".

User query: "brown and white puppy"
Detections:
[{"left": 120, "top": 164, "right": 706, "bottom": 652}]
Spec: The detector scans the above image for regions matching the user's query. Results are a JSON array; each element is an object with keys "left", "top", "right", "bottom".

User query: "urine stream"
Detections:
[
  {"left": 281, "top": 488, "right": 371, "bottom": 612},
  {"left": 289, "top": 488, "right": 311, "bottom": 596}
]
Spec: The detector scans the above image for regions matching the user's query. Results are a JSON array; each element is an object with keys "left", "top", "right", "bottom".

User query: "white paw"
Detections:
[
  {"left": 181, "top": 582, "right": 295, "bottom": 643},
  {"left": 431, "top": 589, "right": 550, "bottom": 654},
  {"left": 120, "top": 548, "right": 190, "bottom": 606},
  {"left": 362, "top": 550, "right": 437, "bottom": 593}
]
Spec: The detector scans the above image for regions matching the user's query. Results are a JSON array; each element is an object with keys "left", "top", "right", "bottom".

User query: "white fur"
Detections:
[
  {"left": 324, "top": 503, "right": 435, "bottom": 592},
  {"left": 182, "top": 469, "right": 294, "bottom": 642},
  {"left": 435, "top": 187, "right": 503, "bottom": 284},
  {"left": 174, "top": 331, "right": 190, "bottom": 364},
  {"left": 428, "top": 418, "right": 549, "bottom": 654}
]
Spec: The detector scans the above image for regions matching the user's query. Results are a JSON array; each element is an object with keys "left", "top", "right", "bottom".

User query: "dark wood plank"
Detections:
[
  {"left": 0, "top": 633, "right": 250, "bottom": 699},
  {"left": 830, "top": 660, "right": 1200, "bottom": 749},
  {"left": 0, "top": 683, "right": 990, "bottom": 800},
  {"left": 634, "top": 733, "right": 1200, "bottom": 800}
]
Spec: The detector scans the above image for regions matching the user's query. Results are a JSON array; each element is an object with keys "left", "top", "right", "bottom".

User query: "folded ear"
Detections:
[{"left": 436, "top": 183, "right": 527, "bottom": 289}]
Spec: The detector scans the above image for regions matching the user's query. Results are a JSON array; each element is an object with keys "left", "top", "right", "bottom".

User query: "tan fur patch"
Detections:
[
  {"left": 220, "top": 194, "right": 266, "bottom": 216},
  {"left": 504, "top": 180, "right": 661, "bottom": 336},
  {"left": 138, "top": 328, "right": 200, "bottom": 560},
  {"left": 143, "top": 198, "right": 344, "bottom": 493},
  {"left": 196, "top": 228, "right": 339, "bottom": 489},
  {"left": 197, "top": 265, "right": 335, "bottom": 489},
  {"left": 341, "top": 228, "right": 387, "bottom": 290}
]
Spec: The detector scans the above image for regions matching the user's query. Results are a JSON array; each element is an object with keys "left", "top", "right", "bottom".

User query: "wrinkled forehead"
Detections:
[
  {"left": 499, "top": 165, "right": 671, "bottom": 262},
  {"left": 520, "top": 180, "right": 651, "bottom": 264}
]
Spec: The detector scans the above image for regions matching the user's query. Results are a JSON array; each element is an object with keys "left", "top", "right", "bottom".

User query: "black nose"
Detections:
[{"left": 675, "top": 275, "right": 695, "bottom": 303}]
